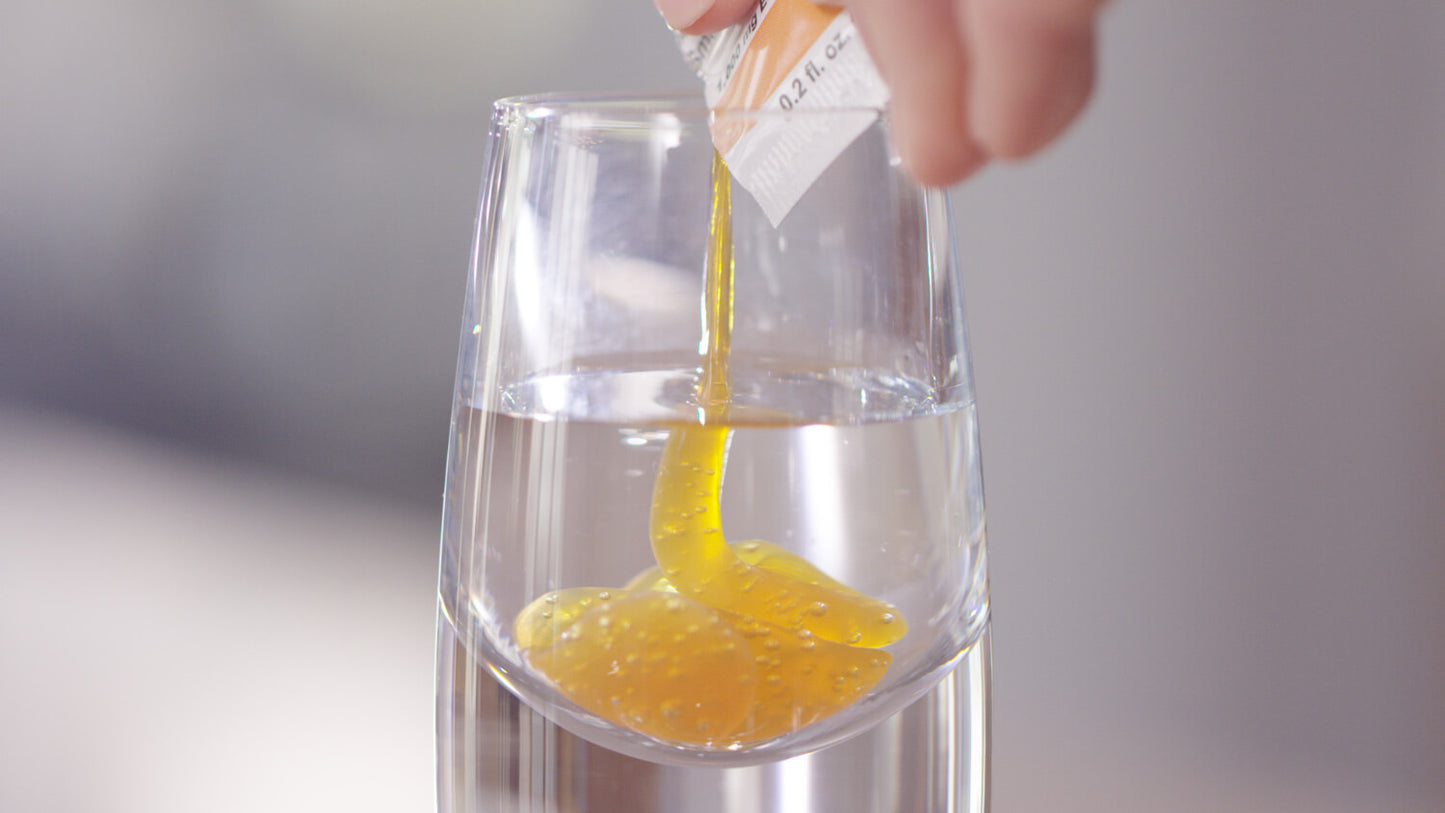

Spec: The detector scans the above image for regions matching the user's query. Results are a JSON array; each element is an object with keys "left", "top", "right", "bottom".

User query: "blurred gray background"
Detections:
[{"left": 2, "top": 1, "right": 1442, "bottom": 811}]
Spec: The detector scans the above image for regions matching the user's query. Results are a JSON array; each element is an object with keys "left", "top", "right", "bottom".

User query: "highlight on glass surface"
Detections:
[{"left": 437, "top": 92, "right": 989, "bottom": 775}]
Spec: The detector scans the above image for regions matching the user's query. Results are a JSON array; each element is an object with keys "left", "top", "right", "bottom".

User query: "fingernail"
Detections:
[{"left": 655, "top": 0, "right": 714, "bottom": 31}]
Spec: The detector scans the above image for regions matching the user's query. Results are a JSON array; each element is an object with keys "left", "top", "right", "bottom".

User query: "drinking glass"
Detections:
[{"left": 437, "top": 92, "right": 989, "bottom": 812}]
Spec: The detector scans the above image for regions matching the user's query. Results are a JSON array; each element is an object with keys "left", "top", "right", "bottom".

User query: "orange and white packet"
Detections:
[{"left": 676, "top": 0, "right": 889, "bottom": 225}]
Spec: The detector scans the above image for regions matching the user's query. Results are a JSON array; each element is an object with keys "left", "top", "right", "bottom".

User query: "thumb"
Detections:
[{"left": 654, "top": 0, "right": 756, "bottom": 34}]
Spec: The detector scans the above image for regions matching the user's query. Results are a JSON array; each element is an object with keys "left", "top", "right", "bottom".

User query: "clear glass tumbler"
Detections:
[{"left": 437, "top": 92, "right": 989, "bottom": 812}]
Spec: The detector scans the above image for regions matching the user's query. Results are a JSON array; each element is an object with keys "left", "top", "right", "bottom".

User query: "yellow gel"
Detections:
[
  {"left": 528, "top": 591, "right": 757, "bottom": 745},
  {"left": 515, "top": 151, "right": 905, "bottom": 746},
  {"left": 727, "top": 614, "right": 892, "bottom": 743},
  {"left": 513, "top": 586, "right": 619, "bottom": 651},
  {"left": 518, "top": 584, "right": 891, "bottom": 746},
  {"left": 650, "top": 150, "right": 903, "bottom": 648},
  {"left": 625, "top": 539, "right": 865, "bottom": 597},
  {"left": 650, "top": 424, "right": 905, "bottom": 647}
]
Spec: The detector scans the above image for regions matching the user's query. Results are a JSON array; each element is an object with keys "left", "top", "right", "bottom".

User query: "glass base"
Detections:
[{"left": 437, "top": 620, "right": 990, "bottom": 813}]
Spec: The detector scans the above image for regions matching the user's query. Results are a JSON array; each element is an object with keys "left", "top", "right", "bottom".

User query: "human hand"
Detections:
[{"left": 655, "top": 0, "right": 1107, "bottom": 186}]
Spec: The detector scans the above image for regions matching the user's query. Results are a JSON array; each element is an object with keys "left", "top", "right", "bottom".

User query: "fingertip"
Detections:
[
  {"left": 970, "top": 42, "right": 1095, "bottom": 160},
  {"left": 966, "top": 0, "right": 1101, "bottom": 159},
  {"left": 886, "top": 61, "right": 987, "bottom": 186},
  {"left": 847, "top": 0, "right": 983, "bottom": 186},
  {"left": 896, "top": 129, "right": 988, "bottom": 187},
  {"left": 884, "top": 80, "right": 986, "bottom": 186},
  {"left": 655, "top": 0, "right": 755, "bottom": 34}
]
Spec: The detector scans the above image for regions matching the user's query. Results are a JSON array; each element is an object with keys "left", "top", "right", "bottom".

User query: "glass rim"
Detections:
[{"left": 492, "top": 90, "right": 887, "bottom": 123}]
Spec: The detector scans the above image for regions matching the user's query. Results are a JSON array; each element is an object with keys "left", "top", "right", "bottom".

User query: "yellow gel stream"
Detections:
[
  {"left": 514, "top": 152, "right": 905, "bottom": 747},
  {"left": 650, "top": 425, "right": 905, "bottom": 647}
]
